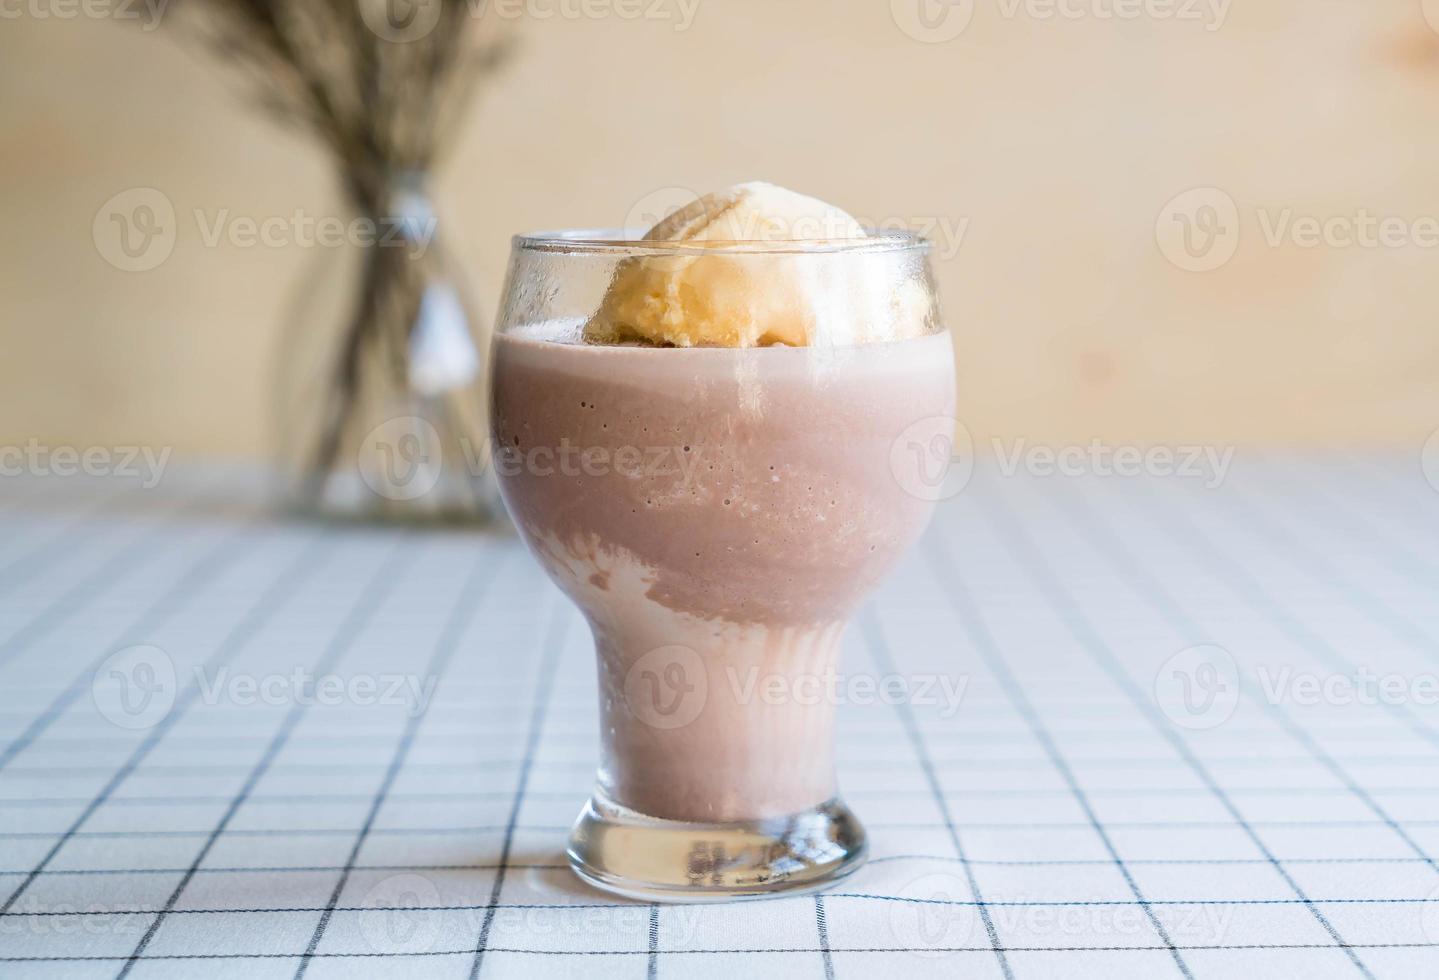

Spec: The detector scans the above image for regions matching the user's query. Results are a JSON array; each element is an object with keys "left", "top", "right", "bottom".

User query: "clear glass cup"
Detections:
[{"left": 490, "top": 229, "right": 955, "bottom": 901}]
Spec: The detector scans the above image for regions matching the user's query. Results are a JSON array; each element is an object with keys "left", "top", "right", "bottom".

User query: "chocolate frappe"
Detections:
[{"left": 492, "top": 321, "right": 954, "bottom": 820}]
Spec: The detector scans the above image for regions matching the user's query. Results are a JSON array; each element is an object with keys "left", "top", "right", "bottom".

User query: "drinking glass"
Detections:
[{"left": 490, "top": 230, "right": 954, "bottom": 900}]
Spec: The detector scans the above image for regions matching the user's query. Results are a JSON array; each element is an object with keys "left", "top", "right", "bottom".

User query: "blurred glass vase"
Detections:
[
  {"left": 274, "top": 179, "right": 500, "bottom": 524},
  {"left": 139, "top": 2, "right": 513, "bottom": 523}
]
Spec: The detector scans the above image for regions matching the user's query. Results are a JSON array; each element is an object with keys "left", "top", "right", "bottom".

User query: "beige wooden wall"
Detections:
[{"left": 3, "top": 1, "right": 1438, "bottom": 457}]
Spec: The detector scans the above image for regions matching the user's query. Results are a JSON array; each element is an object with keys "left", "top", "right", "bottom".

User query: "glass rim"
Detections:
[{"left": 511, "top": 228, "right": 931, "bottom": 257}]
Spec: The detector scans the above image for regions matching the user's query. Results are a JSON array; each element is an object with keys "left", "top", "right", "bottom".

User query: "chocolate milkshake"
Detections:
[{"left": 490, "top": 183, "right": 956, "bottom": 899}]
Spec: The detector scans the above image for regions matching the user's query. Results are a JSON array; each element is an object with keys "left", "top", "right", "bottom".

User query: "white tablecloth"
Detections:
[{"left": 1, "top": 458, "right": 1436, "bottom": 979}]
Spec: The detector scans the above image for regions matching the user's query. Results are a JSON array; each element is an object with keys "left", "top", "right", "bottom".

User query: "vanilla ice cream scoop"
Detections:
[
  {"left": 583, "top": 182, "right": 933, "bottom": 348},
  {"left": 643, "top": 181, "right": 868, "bottom": 245}
]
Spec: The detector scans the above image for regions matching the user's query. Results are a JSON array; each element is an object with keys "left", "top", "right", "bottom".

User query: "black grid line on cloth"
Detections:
[
  {"left": 0, "top": 748, "right": 1428, "bottom": 773},
  {"left": 289, "top": 546, "right": 508, "bottom": 979},
  {"left": 0, "top": 531, "right": 410, "bottom": 917},
  {"left": 1327, "top": 455, "right": 1439, "bottom": 544},
  {"left": 9, "top": 806, "right": 1439, "bottom": 841},
  {"left": 647, "top": 904, "right": 660, "bottom": 980},
  {"left": 1133, "top": 463, "right": 1439, "bottom": 690},
  {"left": 105, "top": 532, "right": 415, "bottom": 966},
  {"left": 5, "top": 762, "right": 1436, "bottom": 799},
  {"left": 9, "top": 855, "right": 1439, "bottom": 879},
  {"left": 875, "top": 575, "right": 1193, "bottom": 979},
  {"left": 7, "top": 759, "right": 1437, "bottom": 779},
  {"left": 1271, "top": 460, "right": 1439, "bottom": 582},
  {"left": 31, "top": 762, "right": 1439, "bottom": 778},
  {"left": 1071, "top": 477, "right": 1439, "bottom": 755},
  {"left": 1164, "top": 476, "right": 1439, "bottom": 742},
  {"left": 0, "top": 491, "right": 231, "bottom": 674},
  {"left": 106, "top": 532, "right": 341, "bottom": 975},
  {"left": 1055, "top": 479, "right": 1439, "bottom": 878},
  {"left": 859, "top": 609, "right": 1016, "bottom": 980},
  {"left": 0, "top": 520, "right": 264, "bottom": 773},
  {"left": 467, "top": 594, "right": 570, "bottom": 980},
  {"left": 814, "top": 896, "right": 835, "bottom": 980},
  {"left": 4, "top": 940, "right": 1439, "bottom": 963},
  {"left": 1216, "top": 474, "right": 1439, "bottom": 656},
  {"left": 11, "top": 895, "right": 1439, "bottom": 917},
  {"left": 22, "top": 754, "right": 1439, "bottom": 765},
  {"left": 0, "top": 481, "right": 147, "bottom": 584},
  {"left": 1342, "top": 453, "right": 1436, "bottom": 507},
  {"left": 957, "top": 488, "right": 1378, "bottom": 979},
  {"left": 1208, "top": 477, "right": 1439, "bottom": 754}
]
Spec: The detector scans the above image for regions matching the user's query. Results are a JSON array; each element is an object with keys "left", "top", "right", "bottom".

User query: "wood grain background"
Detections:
[{"left": 2, "top": 0, "right": 1437, "bottom": 457}]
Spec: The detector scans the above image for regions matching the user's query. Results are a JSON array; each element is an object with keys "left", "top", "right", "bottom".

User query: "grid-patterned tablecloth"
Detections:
[{"left": 1, "top": 459, "right": 1437, "bottom": 979}]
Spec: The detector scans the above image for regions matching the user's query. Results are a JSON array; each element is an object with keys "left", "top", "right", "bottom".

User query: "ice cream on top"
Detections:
[{"left": 582, "top": 182, "right": 932, "bottom": 349}]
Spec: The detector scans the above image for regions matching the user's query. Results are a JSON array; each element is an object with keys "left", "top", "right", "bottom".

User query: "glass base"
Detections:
[{"left": 566, "top": 791, "right": 866, "bottom": 903}]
